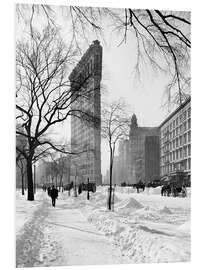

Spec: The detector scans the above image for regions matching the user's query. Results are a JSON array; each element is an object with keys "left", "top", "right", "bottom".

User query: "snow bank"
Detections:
[
  {"left": 177, "top": 220, "right": 191, "bottom": 234},
  {"left": 16, "top": 187, "right": 190, "bottom": 265},
  {"left": 148, "top": 186, "right": 162, "bottom": 195},
  {"left": 116, "top": 197, "right": 144, "bottom": 210},
  {"left": 159, "top": 206, "right": 172, "bottom": 214},
  {"left": 84, "top": 188, "right": 190, "bottom": 263},
  {"left": 16, "top": 189, "right": 43, "bottom": 236}
]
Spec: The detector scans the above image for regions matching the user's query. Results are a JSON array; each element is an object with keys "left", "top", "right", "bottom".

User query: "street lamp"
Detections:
[
  {"left": 33, "top": 163, "right": 36, "bottom": 194},
  {"left": 87, "top": 177, "right": 90, "bottom": 200}
]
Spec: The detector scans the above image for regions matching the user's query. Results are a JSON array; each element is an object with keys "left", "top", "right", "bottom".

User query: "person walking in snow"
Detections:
[
  {"left": 50, "top": 185, "right": 58, "bottom": 207},
  {"left": 47, "top": 186, "right": 51, "bottom": 196}
]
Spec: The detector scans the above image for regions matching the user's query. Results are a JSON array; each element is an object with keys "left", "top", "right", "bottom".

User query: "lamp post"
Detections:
[
  {"left": 87, "top": 177, "right": 90, "bottom": 200},
  {"left": 33, "top": 163, "right": 36, "bottom": 194}
]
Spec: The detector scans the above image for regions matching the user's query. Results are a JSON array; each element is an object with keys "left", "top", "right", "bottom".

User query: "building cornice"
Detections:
[{"left": 159, "top": 97, "right": 191, "bottom": 128}]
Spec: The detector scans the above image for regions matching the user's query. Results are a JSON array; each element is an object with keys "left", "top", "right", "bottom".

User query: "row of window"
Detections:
[
  {"left": 161, "top": 158, "right": 191, "bottom": 175},
  {"left": 161, "top": 131, "right": 191, "bottom": 153},
  {"left": 161, "top": 106, "right": 191, "bottom": 136},
  {"left": 161, "top": 119, "right": 191, "bottom": 143},
  {"left": 161, "top": 144, "right": 191, "bottom": 164}
]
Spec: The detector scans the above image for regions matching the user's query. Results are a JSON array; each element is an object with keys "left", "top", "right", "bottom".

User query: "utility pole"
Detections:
[
  {"left": 87, "top": 177, "right": 90, "bottom": 200},
  {"left": 33, "top": 163, "right": 36, "bottom": 194}
]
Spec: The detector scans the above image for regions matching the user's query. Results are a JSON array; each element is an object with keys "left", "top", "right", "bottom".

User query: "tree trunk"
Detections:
[
  {"left": 21, "top": 172, "right": 24, "bottom": 196},
  {"left": 26, "top": 158, "right": 34, "bottom": 201},
  {"left": 108, "top": 149, "right": 113, "bottom": 210}
]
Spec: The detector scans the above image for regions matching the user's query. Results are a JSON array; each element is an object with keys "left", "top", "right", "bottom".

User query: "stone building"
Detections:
[
  {"left": 69, "top": 40, "right": 102, "bottom": 185},
  {"left": 144, "top": 136, "right": 160, "bottom": 182},
  {"left": 115, "top": 114, "right": 160, "bottom": 185},
  {"left": 159, "top": 97, "right": 191, "bottom": 184},
  {"left": 116, "top": 139, "right": 130, "bottom": 185},
  {"left": 128, "top": 114, "right": 160, "bottom": 184}
]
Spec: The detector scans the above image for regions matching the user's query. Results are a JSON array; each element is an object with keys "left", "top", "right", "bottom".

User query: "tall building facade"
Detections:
[
  {"left": 69, "top": 40, "right": 102, "bottom": 185},
  {"left": 113, "top": 114, "right": 160, "bottom": 185},
  {"left": 128, "top": 114, "right": 160, "bottom": 184},
  {"left": 159, "top": 97, "right": 191, "bottom": 182},
  {"left": 145, "top": 136, "right": 160, "bottom": 182}
]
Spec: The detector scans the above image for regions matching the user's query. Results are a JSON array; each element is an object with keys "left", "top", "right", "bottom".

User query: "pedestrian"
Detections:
[
  {"left": 50, "top": 185, "right": 58, "bottom": 207},
  {"left": 182, "top": 185, "right": 187, "bottom": 197},
  {"left": 78, "top": 183, "right": 82, "bottom": 195},
  {"left": 47, "top": 186, "right": 51, "bottom": 196}
]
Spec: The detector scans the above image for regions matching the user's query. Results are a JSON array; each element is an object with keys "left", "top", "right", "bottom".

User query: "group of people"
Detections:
[{"left": 161, "top": 184, "right": 187, "bottom": 197}]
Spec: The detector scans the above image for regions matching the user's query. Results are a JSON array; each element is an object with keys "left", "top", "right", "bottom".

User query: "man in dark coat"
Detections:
[
  {"left": 50, "top": 185, "right": 58, "bottom": 207},
  {"left": 47, "top": 186, "right": 51, "bottom": 196}
]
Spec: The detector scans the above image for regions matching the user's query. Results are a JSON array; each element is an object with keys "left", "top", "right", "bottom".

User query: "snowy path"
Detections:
[
  {"left": 16, "top": 188, "right": 190, "bottom": 266},
  {"left": 16, "top": 191, "right": 131, "bottom": 267}
]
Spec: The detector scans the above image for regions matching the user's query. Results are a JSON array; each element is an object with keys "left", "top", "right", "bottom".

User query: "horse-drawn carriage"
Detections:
[
  {"left": 63, "top": 181, "right": 74, "bottom": 191},
  {"left": 132, "top": 181, "right": 145, "bottom": 193},
  {"left": 161, "top": 171, "right": 189, "bottom": 197},
  {"left": 80, "top": 182, "right": 96, "bottom": 193}
]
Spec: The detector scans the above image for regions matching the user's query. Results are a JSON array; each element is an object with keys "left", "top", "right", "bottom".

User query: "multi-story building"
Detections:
[
  {"left": 117, "top": 139, "right": 130, "bottom": 185},
  {"left": 128, "top": 114, "right": 160, "bottom": 184},
  {"left": 145, "top": 136, "right": 160, "bottom": 182},
  {"left": 69, "top": 40, "right": 102, "bottom": 185},
  {"left": 112, "top": 114, "right": 160, "bottom": 185},
  {"left": 159, "top": 97, "right": 191, "bottom": 183}
]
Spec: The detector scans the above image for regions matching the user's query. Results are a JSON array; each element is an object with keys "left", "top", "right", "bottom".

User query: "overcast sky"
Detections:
[{"left": 16, "top": 4, "right": 183, "bottom": 175}]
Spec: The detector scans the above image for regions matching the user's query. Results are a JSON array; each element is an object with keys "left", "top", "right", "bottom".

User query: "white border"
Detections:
[{"left": 0, "top": 0, "right": 202, "bottom": 270}]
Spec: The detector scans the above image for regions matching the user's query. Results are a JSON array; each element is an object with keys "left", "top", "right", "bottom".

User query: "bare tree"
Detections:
[
  {"left": 102, "top": 99, "right": 130, "bottom": 210},
  {"left": 16, "top": 156, "right": 26, "bottom": 195},
  {"left": 16, "top": 4, "right": 191, "bottom": 107},
  {"left": 16, "top": 26, "right": 99, "bottom": 200}
]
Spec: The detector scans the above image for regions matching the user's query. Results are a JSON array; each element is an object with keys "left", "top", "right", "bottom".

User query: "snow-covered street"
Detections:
[{"left": 16, "top": 187, "right": 190, "bottom": 267}]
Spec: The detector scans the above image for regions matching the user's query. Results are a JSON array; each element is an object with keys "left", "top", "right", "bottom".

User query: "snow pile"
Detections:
[
  {"left": 115, "top": 187, "right": 136, "bottom": 194},
  {"left": 148, "top": 186, "right": 162, "bottom": 195},
  {"left": 16, "top": 189, "right": 43, "bottom": 236},
  {"left": 16, "top": 187, "right": 191, "bottom": 265},
  {"left": 159, "top": 206, "right": 172, "bottom": 214},
  {"left": 87, "top": 206, "right": 190, "bottom": 263},
  {"left": 113, "top": 194, "right": 121, "bottom": 203},
  {"left": 116, "top": 197, "right": 144, "bottom": 210},
  {"left": 85, "top": 190, "right": 190, "bottom": 263},
  {"left": 177, "top": 220, "right": 191, "bottom": 234},
  {"left": 87, "top": 209, "right": 124, "bottom": 237}
]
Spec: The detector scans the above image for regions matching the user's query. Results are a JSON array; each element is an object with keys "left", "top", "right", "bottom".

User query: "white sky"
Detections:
[{"left": 16, "top": 3, "right": 186, "bottom": 175}]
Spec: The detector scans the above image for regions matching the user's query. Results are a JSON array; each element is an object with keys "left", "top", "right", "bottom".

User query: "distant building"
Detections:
[
  {"left": 128, "top": 114, "right": 160, "bottom": 184},
  {"left": 103, "top": 169, "right": 110, "bottom": 185},
  {"left": 159, "top": 97, "right": 191, "bottom": 183},
  {"left": 116, "top": 139, "right": 130, "bottom": 185},
  {"left": 145, "top": 136, "right": 160, "bottom": 182},
  {"left": 113, "top": 114, "right": 160, "bottom": 185},
  {"left": 69, "top": 40, "right": 102, "bottom": 185}
]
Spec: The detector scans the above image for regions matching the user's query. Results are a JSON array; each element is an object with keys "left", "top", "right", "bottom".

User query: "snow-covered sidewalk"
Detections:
[
  {"left": 16, "top": 187, "right": 190, "bottom": 267},
  {"left": 16, "top": 190, "right": 131, "bottom": 267}
]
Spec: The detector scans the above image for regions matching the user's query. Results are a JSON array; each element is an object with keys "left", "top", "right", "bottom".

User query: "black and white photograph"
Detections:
[{"left": 13, "top": 0, "right": 192, "bottom": 268}]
